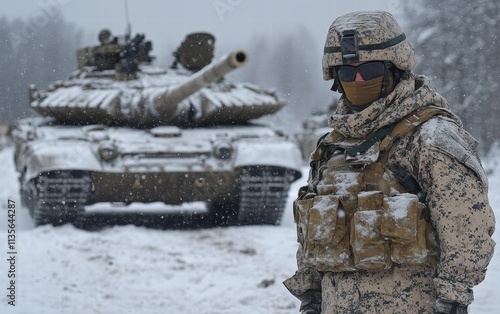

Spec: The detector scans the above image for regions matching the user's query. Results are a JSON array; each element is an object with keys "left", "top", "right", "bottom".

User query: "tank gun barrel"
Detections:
[{"left": 152, "top": 50, "right": 248, "bottom": 117}]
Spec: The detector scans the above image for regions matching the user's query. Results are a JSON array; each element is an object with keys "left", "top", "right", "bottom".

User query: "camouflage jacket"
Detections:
[{"left": 285, "top": 74, "right": 496, "bottom": 311}]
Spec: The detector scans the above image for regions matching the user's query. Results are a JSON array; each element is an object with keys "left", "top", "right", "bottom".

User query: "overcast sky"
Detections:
[{"left": 1, "top": 0, "right": 400, "bottom": 63}]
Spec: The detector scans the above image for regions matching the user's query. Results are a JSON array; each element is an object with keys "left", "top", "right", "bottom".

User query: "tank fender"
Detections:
[
  {"left": 232, "top": 140, "right": 303, "bottom": 172},
  {"left": 25, "top": 141, "right": 101, "bottom": 181}
]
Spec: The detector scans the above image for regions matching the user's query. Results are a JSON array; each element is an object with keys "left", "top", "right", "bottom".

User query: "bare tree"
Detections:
[
  {"left": 0, "top": 12, "right": 83, "bottom": 123},
  {"left": 400, "top": 0, "right": 500, "bottom": 153}
]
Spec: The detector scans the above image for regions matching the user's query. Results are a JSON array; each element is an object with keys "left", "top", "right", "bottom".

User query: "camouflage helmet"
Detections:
[{"left": 322, "top": 11, "right": 417, "bottom": 80}]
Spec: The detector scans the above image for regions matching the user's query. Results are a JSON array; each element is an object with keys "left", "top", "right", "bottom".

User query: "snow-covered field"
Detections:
[{"left": 0, "top": 143, "right": 498, "bottom": 314}]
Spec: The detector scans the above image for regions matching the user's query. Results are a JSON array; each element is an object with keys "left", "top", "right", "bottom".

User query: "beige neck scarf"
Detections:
[{"left": 328, "top": 74, "right": 459, "bottom": 139}]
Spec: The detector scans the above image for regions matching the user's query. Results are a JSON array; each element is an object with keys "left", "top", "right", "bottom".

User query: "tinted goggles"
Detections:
[{"left": 337, "top": 61, "right": 385, "bottom": 82}]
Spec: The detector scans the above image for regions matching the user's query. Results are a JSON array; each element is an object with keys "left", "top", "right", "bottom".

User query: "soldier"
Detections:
[{"left": 284, "top": 10, "right": 495, "bottom": 314}]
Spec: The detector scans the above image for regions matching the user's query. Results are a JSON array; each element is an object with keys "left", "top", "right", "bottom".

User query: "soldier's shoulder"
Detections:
[
  {"left": 416, "top": 116, "right": 487, "bottom": 184},
  {"left": 417, "top": 116, "right": 477, "bottom": 152}
]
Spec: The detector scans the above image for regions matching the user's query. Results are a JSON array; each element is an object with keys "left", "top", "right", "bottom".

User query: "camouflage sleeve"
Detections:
[
  {"left": 283, "top": 243, "right": 322, "bottom": 299},
  {"left": 283, "top": 180, "right": 323, "bottom": 300},
  {"left": 417, "top": 120, "right": 496, "bottom": 305}
]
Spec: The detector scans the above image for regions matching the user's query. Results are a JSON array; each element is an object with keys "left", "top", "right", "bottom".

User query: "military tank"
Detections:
[
  {"left": 13, "top": 30, "right": 303, "bottom": 227},
  {"left": 296, "top": 99, "right": 338, "bottom": 161}
]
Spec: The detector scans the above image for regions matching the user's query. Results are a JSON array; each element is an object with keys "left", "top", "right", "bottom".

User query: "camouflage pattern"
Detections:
[
  {"left": 284, "top": 74, "right": 496, "bottom": 313},
  {"left": 322, "top": 11, "right": 417, "bottom": 80},
  {"left": 321, "top": 264, "right": 436, "bottom": 313}
]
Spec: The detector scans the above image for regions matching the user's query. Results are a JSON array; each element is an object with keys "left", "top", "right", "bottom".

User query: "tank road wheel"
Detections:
[
  {"left": 21, "top": 171, "right": 91, "bottom": 226},
  {"left": 235, "top": 166, "right": 300, "bottom": 226}
]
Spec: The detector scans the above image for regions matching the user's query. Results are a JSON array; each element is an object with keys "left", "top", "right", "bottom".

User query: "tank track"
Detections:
[
  {"left": 235, "top": 166, "right": 298, "bottom": 225},
  {"left": 22, "top": 167, "right": 298, "bottom": 227},
  {"left": 22, "top": 171, "right": 91, "bottom": 226}
]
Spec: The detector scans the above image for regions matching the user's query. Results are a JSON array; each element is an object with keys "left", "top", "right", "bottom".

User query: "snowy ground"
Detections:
[{"left": 0, "top": 143, "right": 498, "bottom": 314}]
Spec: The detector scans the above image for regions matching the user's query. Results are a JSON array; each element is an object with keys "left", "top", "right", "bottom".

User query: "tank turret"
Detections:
[{"left": 29, "top": 30, "right": 283, "bottom": 127}]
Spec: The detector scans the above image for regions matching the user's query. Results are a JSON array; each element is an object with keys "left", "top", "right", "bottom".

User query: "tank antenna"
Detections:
[{"left": 124, "top": 0, "right": 131, "bottom": 40}]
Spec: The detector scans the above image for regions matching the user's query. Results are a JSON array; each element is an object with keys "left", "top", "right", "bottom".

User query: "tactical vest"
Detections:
[{"left": 294, "top": 107, "right": 450, "bottom": 272}]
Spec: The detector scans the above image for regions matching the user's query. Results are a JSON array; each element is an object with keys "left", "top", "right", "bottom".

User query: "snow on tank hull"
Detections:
[{"left": 14, "top": 117, "right": 302, "bottom": 226}]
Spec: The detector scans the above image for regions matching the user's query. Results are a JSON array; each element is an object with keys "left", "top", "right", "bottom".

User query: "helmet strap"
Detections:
[
  {"left": 380, "top": 61, "right": 392, "bottom": 98},
  {"left": 330, "top": 66, "right": 343, "bottom": 93}
]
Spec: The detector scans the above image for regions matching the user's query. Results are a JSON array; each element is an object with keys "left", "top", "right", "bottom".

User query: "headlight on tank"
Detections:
[
  {"left": 98, "top": 143, "right": 119, "bottom": 161},
  {"left": 213, "top": 142, "right": 233, "bottom": 160}
]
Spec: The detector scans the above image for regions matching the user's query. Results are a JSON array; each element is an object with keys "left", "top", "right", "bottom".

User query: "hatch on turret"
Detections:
[{"left": 172, "top": 33, "right": 215, "bottom": 72}]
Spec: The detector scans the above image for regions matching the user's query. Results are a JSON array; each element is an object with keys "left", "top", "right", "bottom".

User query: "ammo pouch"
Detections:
[
  {"left": 296, "top": 191, "right": 438, "bottom": 272},
  {"left": 381, "top": 193, "right": 437, "bottom": 265},
  {"left": 351, "top": 192, "right": 437, "bottom": 270},
  {"left": 295, "top": 195, "right": 356, "bottom": 272}
]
